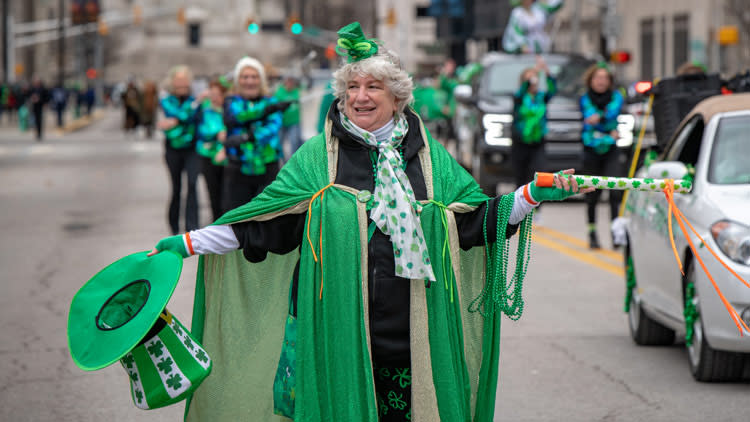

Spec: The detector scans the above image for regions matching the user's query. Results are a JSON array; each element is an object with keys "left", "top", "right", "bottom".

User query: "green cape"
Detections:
[{"left": 185, "top": 114, "right": 510, "bottom": 421}]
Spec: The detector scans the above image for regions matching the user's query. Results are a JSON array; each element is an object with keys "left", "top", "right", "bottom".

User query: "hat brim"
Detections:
[{"left": 68, "top": 251, "right": 183, "bottom": 371}]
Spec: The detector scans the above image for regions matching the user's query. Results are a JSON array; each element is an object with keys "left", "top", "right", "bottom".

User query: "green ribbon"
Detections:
[
  {"left": 428, "top": 200, "right": 455, "bottom": 302},
  {"left": 336, "top": 38, "right": 378, "bottom": 63},
  {"left": 335, "top": 22, "right": 379, "bottom": 63}
]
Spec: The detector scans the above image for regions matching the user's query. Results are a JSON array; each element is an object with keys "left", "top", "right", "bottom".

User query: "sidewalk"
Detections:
[{"left": 0, "top": 108, "right": 106, "bottom": 141}]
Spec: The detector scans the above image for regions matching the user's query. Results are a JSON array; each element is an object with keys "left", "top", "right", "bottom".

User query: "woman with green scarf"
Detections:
[{"left": 149, "top": 22, "right": 588, "bottom": 422}]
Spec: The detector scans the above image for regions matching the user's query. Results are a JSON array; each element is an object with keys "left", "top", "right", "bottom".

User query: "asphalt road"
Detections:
[{"left": 0, "top": 110, "right": 747, "bottom": 421}]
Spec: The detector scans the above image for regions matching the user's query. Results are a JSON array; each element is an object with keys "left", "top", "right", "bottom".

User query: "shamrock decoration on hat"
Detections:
[
  {"left": 68, "top": 251, "right": 212, "bottom": 410},
  {"left": 336, "top": 22, "right": 379, "bottom": 63}
]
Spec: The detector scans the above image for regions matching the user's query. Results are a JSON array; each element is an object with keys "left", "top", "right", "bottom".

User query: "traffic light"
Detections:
[
  {"left": 71, "top": 1, "right": 85, "bottom": 25},
  {"left": 287, "top": 17, "right": 302, "bottom": 35},
  {"left": 246, "top": 17, "right": 259, "bottom": 34},
  {"left": 97, "top": 18, "right": 109, "bottom": 36},
  {"left": 72, "top": 0, "right": 100, "bottom": 25},
  {"left": 325, "top": 43, "right": 336, "bottom": 60},
  {"left": 610, "top": 50, "right": 631, "bottom": 64},
  {"left": 133, "top": 5, "right": 143, "bottom": 25},
  {"left": 386, "top": 7, "right": 397, "bottom": 27},
  {"left": 83, "top": 0, "right": 100, "bottom": 23},
  {"left": 177, "top": 7, "right": 186, "bottom": 25}
]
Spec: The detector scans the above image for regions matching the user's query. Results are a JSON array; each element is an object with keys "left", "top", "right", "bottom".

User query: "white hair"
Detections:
[
  {"left": 164, "top": 65, "right": 192, "bottom": 94},
  {"left": 333, "top": 49, "right": 414, "bottom": 115},
  {"left": 233, "top": 56, "right": 269, "bottom": 96}
]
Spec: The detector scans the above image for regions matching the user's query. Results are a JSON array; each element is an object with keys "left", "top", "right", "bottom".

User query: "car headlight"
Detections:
[
  {"left": 617, "top": 114, "right": 635, "bottom": 147},
  {"left": 482, "top": 113, "right": 513, "bottom": 147},
  {"left": 711, "top": 220, "right": 750, "bottom": 265}
]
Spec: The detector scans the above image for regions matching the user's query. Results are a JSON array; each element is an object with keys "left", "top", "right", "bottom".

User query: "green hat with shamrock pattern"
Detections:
[{"left": 67, "top": 251, "right": 212, "bottom": 409}]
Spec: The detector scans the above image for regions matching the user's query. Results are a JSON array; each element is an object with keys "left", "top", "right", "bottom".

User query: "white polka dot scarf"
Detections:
[{"left": 340, "top": 113, "right": 436, "bottom": 281}]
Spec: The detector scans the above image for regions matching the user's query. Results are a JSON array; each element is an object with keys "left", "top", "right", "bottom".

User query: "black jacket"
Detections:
[{"left": 231, "top": 103, "right": 518, "bottom": 366}]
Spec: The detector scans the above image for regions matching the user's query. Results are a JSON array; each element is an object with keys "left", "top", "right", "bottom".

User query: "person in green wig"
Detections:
[{"left": 149, "top": 22, "right": 590, "bottom": 421}]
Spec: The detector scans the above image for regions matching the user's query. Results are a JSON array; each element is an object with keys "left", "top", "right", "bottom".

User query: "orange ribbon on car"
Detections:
[
  {"left": 663, "top": 180, "right": 750, "bottom": 335},
  {"left": 307, "top": 183, "right": 334, "bottom": 300}
]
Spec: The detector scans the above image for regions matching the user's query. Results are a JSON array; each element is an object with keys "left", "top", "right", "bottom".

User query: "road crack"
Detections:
[{"left": 548, "top": 340, "right": 661, "bottom": 411}]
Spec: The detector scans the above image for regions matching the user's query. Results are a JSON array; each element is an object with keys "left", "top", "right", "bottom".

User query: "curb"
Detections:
[{"left": 59, "top": 109, "right": 106, "bottom": 134}]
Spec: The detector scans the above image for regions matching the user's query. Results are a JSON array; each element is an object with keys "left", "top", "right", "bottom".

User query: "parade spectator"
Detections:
[
  {"left": 503, "top": 0, "right": 564, "bottom": 54},
  {"left": 316, "top": 79, "right": 335, "bottom": 133},
  {"left": 221, "top": 56, "right": 283, "bottom": 212},
  {"left": 84, "top": 84, "right": 95, "bottom": 116},
  {"left": 158, "top": 65, "right": 200, "bottom": 234},
  {"left": 511, "top": 56, "right": 556, "bottom": 191},
  {"left": 0, "top": 83, "right": 9, "bottom": 123},
  {"left": 579, "top": 62, "right": 624, "bottom": 249},
  {"left": 195, "top": 77, "right": 229, "bottom": 221},
  {"left": 29, "top": 77, "right": 49, "bottom": 140},
  {"left": 51, "top": 84, "right": 68, "bottom": 128},
  {"left": 273, "top": 74, "right": 302, "bottom": 159},
  {"left": 148, "top": 22, "right": 587, "bottom": 421},
  {"left": 412, "top": 75, "right": 452, "bottom": 143},
  {"left": 122, "top": 79, "right": 141, "bottom": 136},
  {"left": 141, "top": 80, "right": 158, "bottom": 139}
]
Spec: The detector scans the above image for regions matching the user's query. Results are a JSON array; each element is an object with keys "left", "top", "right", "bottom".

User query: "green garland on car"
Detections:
[
  {"left": 624, "top": 255, "right": 636, "bottom": 312},
  {"left": 684, "top": 281, "right": 699, "bottom": 346}
]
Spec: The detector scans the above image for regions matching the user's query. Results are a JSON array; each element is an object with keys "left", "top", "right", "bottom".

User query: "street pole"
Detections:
[
  {"left": 58, "top": 0, "right": 65, "bottom": 86},
  {"left": 570, "top": 0, "right": 581, "bottom": 53},
  {"left": 2, "top": 0, "right": 7, "bottom": 83},
  {"left": 605, "top": 0, "right": 617, "bottom": 57}
]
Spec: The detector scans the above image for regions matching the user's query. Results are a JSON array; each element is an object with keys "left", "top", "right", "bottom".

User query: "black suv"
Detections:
[{"left": 454, "top": 52, "right": 635, "bottom": 195}]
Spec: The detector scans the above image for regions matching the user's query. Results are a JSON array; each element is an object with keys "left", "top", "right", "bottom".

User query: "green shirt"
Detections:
[{"left": 273, "top": 84, "right": 301, "bottom": 127}]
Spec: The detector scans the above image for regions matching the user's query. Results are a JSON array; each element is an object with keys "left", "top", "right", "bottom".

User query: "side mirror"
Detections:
[
  {"left": 453, "top": 84, "right": 474, "bottom": 104},
  {"left": 646, "top": 161, "right": 688, "bottom": 180}
]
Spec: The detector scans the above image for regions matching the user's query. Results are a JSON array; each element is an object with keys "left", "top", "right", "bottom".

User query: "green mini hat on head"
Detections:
[{"left": 336, "top": 22, "right": 379, "bottom": 63}]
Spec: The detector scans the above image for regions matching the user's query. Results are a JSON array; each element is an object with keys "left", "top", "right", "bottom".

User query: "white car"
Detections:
[{"left": 624, "top": 93, "right": 750, "bottom": 382}]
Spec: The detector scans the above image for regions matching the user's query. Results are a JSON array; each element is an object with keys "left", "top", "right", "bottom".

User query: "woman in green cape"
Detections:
[{"left": 150, "top": 22, "right": 588, "bottom": 422}]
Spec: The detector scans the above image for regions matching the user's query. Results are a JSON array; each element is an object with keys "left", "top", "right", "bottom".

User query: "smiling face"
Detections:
[
  {"left": 209, "top": 85, "right": 225, "bottom": 107},
  {"left": 238, "top": 66, "right": 261, "bottom": 99},
  {"left": 172, "top": 72, "right": 191, "bottom": 97},
  {"left": 344, "top": 74, "right": 398, "bottom": 132},
  {"left": 590, "top": 68, "right": 612, "bottom": 93}
]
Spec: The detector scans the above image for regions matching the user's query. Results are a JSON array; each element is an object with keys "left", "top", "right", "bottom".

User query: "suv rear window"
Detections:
[{"left": 483, "top": 58, "right": 592, "bottom": 97}]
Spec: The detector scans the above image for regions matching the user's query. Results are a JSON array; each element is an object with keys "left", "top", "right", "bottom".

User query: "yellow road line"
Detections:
[
  {"left": 533, "top": 232, "right": 625, "bottom": 277},
  {"left": 534, "top": 225, "right": 623, "bottom": 262}
]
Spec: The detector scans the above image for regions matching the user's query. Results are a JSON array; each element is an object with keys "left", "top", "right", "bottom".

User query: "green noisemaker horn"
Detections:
[{"left": 535, "top": 172, "right": 693, "bottom": 193}]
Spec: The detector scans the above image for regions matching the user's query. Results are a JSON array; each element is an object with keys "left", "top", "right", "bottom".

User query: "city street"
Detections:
[{"left": 1, "top": 109, "right": 748, "bottom": 421}]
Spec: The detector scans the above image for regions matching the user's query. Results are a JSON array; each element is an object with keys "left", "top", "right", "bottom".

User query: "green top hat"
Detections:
[
  {"left": 336, "top": 22, "right": 379, "bottom": 63},
  {"left": 68, "top": 251, "right": 183, "bottom": 371}
]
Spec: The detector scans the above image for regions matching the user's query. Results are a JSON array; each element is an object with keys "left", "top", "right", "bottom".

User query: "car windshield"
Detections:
[
  {"left": 708, "top": 115, "right": 750, "bottom": 184},
  {"left": 484, "top": 58, "right": 592, "bottom": 97}
]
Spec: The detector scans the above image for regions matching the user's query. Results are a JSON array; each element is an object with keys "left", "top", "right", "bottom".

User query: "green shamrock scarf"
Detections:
[{"left": 340, "top": 113, "right": 436, "bottom": 281}]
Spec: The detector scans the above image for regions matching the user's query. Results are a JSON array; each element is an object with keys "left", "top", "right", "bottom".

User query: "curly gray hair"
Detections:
[{"left": 332, "top": 49, "right": 414, "bottom": 115}]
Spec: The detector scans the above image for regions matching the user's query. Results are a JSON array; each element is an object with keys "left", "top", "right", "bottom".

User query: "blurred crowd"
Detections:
[{"left": 0, "top": 78, "right": 97, "bottom": 140}]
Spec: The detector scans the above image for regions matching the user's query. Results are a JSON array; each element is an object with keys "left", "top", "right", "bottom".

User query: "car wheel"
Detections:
[
  {"left": 471, "top": 153, "right": 498, "bottom": 196},
  {"left": 684, "top": 263, "right": 746, "bottom": 382},
  {"left": 626, "top": 246, "right": 676, "bottom": 346}
]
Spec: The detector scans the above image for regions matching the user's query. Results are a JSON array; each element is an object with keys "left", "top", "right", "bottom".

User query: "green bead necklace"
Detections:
[{"left": 469, "top": 193, "right": 534, "bottom": 319}]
